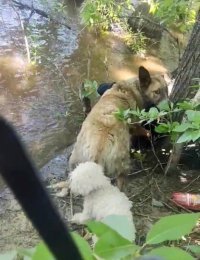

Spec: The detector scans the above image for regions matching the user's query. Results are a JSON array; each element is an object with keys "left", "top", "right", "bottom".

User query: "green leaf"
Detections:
[
  {"left": 102, "top": 215, "right": 135, "bottom": 242},
  {"left": 155, "top": 123, "right": 170, "bottom": 133},
  {"left": 128, "top": 110, "right": 140, "bottom": 117},
  {"left": 71, "top": 232, "right": 93, "bottom": 260},
  {"left": 94, "top": 231, "right": 138, "bottom": 260},
  {"left": 147, "top": 246, "right": 194, "bottom": 260},
  {"left": 123, "top": 109, "right": 131, "bottom": 119},
  {"left": 146, "top": 213, "right": 200, "bottom": 245},
  {"left": 114, "top": 109, "right": 125, "bottom": 121},
  {"left": 190, "top": 84, "right": 200, "bottom": 89},
  {"left": 157, "top": 100, "right": 171, "bottom": 111},
  {"left": 89, "top": 17, "right": 94, "bottom": 24},
  {"left": 148, "top": 107, "right": 159, "bottom": 119},
  {"left": 177, "top": 101, "right": 195, "bottom": 110},
  {"left": 0, "top": 251, "right": 18, "bottom": 260},
  {"left": 172, "top": 123, "right": 193, "bottom": 132},
  {"left": 32, "top": 242, "right": 54, "bottom": 260},
  {"left": 191, "top": 130, "right": 200, "bottom": 142},
  {"left": 186, "top": 110, "right": 200, "bottom": 124},
  {"left": 176, "top": 130, "right": 193, "bottom": 143},
  {"left": 185, "top": 245, "right": 200, "bottom": 257},
  {"left": 87, "top": 221, "right": 117, "bottom": 238}
]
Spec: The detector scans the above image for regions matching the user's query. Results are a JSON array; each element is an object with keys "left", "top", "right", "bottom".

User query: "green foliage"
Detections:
[
  {"left": 123, "top": 26, "right": 148, "bottom": 54},
  {"left": 117, "top": 98, "right": 200, "bottom": 144},
  {"left": 80, "top": 0, "right": 147, "bottom": 53},
  {"left": 96, "top": 215, "right": 135, "bottom": 241},
  {"left": 40, "top": 0, "right": 67, "bottom": 16},
  {"left": 147, "top": 246, "right": 194, "bottom": 260},
  {"left": 147, "top": 0, "right": 197, "bottom": 32},
  {"left": 81, "top": 79, "right": 98, "bottom": 98},
  {"left": 80, "top": 0, "right": 133, "bottom": 31},
  {"left": 31, "top": 243, "right": 54, "bottom": 260},
  {"left": 71, "top": 232, "right": 93, "bottom": 260},
  {"left": 146, "top": 213, "right": 200, "bottom": 244},
  {"left": 185, "top": 245, "right": 200, "bottom": 257},
  {"left": 1, "top": 213, "right": 200, "bottom": 260}
]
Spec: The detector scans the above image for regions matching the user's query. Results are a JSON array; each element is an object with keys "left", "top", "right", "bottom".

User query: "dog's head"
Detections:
[
  {"left": 109, "top": 66, "right": 169, "bottom": 110},
  {"left": 69, "top": 162, "right": 110, "bottom": 196},
  {"left": 138, "top": 66, "right": 169, "bottom": 109}
]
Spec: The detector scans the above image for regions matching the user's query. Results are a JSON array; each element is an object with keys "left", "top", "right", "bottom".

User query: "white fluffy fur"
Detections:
[{"left": 69, "top": 162, "right": 135, "bottom": 239}]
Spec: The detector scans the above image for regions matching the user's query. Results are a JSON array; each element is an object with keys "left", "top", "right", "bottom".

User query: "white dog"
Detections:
[{"left": 69, "top": 161, "right": 135, "bottom": 239}]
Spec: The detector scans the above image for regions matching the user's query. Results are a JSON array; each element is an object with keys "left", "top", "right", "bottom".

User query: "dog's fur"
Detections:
[
  {"left": 69, "top": 66, "right": 168, "bottom": 189},
  {"left": 70, "top": 162, "right": 135, "bottom": 239}
]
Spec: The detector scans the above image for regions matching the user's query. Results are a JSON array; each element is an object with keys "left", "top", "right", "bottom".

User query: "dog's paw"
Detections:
[
  {"left": 71, "top": 213, "right": 89, "bottom": 225},
  {"left": 47, "top": 181, "right": 69, "bottom": 197}
]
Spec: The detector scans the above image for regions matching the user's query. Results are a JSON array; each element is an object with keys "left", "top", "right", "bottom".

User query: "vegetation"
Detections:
[
  {"left": 147, "top": 0, "right": 197, "bottom": 32},
  {"left": 80, "top": 0, "right": 148, "bottom": 53},
  {"left": 116, "top": 98, "right": 200, "bottom": 144},
  {"left": 80, "top": 0, "right": 198, "bottom": 54},
  {"left": 1, "top": 213, "right": 200, "bottom": 260},
  {"left": 80, "top": 0, "right": 133, "bottom": 30}
]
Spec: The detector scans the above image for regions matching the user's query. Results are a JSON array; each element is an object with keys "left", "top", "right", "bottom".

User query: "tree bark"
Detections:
[
  {"left": 165, "top": 11, "right": 200, "bottom": 174},
  {"left": 170, "top": 10, "right": 200, "bottom": 103}
]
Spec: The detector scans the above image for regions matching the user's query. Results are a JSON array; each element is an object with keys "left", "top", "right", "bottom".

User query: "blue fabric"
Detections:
[{"left": 97, "top": 82, "right": 115, "bottom": 95}]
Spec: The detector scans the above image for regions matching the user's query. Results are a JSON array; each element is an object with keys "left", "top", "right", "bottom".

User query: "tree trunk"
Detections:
[
  {"left": 170, "top": 10, "right": 200, "bottom": 103},
  {"left": 165, "top": 11, "right": 200, "bottom": 174}
]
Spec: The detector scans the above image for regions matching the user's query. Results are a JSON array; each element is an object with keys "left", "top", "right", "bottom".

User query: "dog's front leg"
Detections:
[
  {"left": 71, "top": 200, "right": 92, "bottom": 224},
  {"left": 117, "top": 174, "right": 126, "bottom": 191}
]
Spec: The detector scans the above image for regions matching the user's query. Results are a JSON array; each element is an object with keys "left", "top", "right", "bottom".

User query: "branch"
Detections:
[
  {"left": 11, "top": 0, "right": 71, "bottom": 30},
  {"left": 11, "top": 4, "right": 31, "bottom": 63},
  {"left": 126, "top": 14, "right": 179, "bottom": 44}
]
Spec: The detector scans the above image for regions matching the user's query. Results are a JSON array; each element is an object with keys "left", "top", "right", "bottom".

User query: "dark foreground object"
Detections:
[{"left": 0, "top": 118, "right": 81, "bottom": 260}]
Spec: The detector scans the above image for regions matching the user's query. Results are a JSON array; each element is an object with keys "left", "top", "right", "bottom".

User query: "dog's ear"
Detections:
[{"left": 139, "top": 66, "right": 151, "bottom": 89}]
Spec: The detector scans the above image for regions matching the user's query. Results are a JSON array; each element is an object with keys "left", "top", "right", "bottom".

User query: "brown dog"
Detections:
[{"left": 69, "top": 66, "right": 168, "bottom": 190}]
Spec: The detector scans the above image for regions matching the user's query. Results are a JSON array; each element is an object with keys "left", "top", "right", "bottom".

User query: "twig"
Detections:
[
  {"left": 124, "top": 14, "right": 179, "bottom": 44},
  {"left": 128, "top": 167, "right": 151, "bottom": 176},
  {"left": 53, "top": 64, "right": 80, "bottom": 99},
  {"left": 183, "top": 175, "right": 200, "bottom": 190},
  {"left": 70, "top": 191, "right": 73, "bottom": 218},
  {"left": 149, "top": 135, "right": 164, "bottom": 172},
  {"left": 134, "top": 211, "right": 157, "bottom": 220},
  {"left": 11, "top": 0, "right": 71, "bottom": 30},
  {"left": 129, "top": 183, "right": 151, "bottom": 199},
  {"left": 12, "top": 0, "right": 48, "bottom": 17},
  {"left": 154, "top": 178, "right": 162, "bottom": 193},
  {"left": 169, "top": 198, "right": 192, "bottom": 213},
  {"left": 137, "top": 194, "right": 152, "bottom": 206},
  {"left": 87, "top": 46, "right": 91, "bottom": 79},
  {"left": 162, "top": 201, "right": 180, "bottom": 213},
  {"left": 11, "top": 4, "right": 31, "bottom": 63}
]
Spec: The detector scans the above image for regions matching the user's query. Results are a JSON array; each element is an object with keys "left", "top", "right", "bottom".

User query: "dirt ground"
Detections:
[{"left": 0, "top": 145, "right": 200, "bottom": 254}]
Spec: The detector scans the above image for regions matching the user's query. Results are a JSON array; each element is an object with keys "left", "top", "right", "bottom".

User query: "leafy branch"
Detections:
[{"left": 2, "top": 213, "right": 200, "bottom": 259}]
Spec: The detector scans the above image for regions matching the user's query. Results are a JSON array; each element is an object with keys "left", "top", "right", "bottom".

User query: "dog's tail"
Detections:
[{"left": 69, "top": 162, "right": 110, "bottom": 196}]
